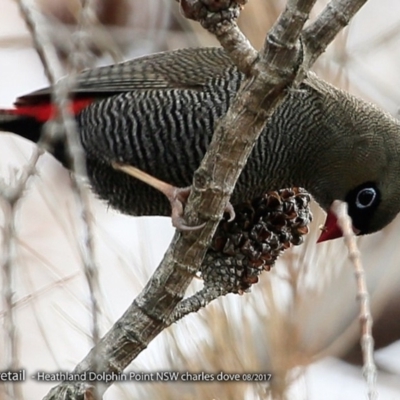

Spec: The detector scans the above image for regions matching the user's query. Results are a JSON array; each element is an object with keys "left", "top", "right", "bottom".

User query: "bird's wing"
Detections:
[{"left": 15, "top": 47, "right": 234, "bottom": 105}]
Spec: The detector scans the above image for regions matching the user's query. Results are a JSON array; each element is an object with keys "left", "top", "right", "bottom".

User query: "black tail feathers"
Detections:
[
  {"left": 0, "top": 112, "right": 42, "bottom": 143},
  {"left": 0, "top": 111, "right": 70, "bottom": 168}
]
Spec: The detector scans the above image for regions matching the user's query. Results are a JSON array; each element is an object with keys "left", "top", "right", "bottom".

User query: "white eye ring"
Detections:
[{"left": 356, "top": 188, "right": 376, "bottom": 209}]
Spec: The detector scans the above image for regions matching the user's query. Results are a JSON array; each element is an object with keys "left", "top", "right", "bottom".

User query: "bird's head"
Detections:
[
  {"left": 318, "top": 179, "right": 400, "bottom": 242},
  {"left": 304, "top": 76, "right": 400, "bottom": 242}
]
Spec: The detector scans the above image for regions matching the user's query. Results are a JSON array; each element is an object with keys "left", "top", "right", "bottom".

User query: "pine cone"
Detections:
[{"left": 201, "top": 187, "right": 312, "bottom": 294}]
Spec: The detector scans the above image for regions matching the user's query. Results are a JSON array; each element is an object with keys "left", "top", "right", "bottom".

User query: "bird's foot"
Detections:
[
  {"left": 168, "top": 186, "right": 236, "bottom": 230},
  {"left": 112, "top": 162, "right": 235, "bottom": 231},
  {"left": 223, "top": 202, "right": 236, "bottom": 223},
  {"left": 165, "top": 186, "right": 206, "bottom": 231}
]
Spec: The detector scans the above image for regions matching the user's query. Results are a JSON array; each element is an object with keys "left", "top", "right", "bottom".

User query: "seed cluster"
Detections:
[{"left": 201, "top": 188, "right": 312, "bottom": 294}]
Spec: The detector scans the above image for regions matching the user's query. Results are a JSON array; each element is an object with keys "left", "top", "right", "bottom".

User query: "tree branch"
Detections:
[
  {"left": 42, "top": 0, "right": 371, "bottom": 398},
  {"left": 302, "top": 0, "right": 368, "bottom": 67}
]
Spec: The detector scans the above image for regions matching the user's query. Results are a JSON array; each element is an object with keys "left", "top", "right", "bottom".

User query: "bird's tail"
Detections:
[
  {"left": 0, "top": 108, "right": 70, "bottom": 166},
  {"left": 0, "top": 98, "right": 95, "bottom": 166},
  {"left": 0, "top": 108, "right": 43, "bottom": 144}
]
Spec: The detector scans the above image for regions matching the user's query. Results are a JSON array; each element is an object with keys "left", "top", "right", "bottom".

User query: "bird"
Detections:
[{"left": 1, "top": 46, "right": 400, "bottom": 240}]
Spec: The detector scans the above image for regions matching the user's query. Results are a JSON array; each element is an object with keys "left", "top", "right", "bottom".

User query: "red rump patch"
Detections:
[{"left": 11, "top": 98, "right": 94, "bottom": 122}]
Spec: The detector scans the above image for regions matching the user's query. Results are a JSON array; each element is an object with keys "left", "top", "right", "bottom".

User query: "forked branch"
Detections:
[{"left": 24, "top": 0, "right": 371, "bottom": 398}]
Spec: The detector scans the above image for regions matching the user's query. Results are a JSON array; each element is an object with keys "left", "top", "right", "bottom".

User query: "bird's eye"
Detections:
[{"left": 355, "top": 188, "right": 377, "bottom": 209}]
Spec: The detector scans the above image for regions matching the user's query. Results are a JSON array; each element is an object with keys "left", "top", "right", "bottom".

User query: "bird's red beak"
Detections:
[
  {"left": 317, "top": 209, "right": 360, "bottom": 243},
  {"left": 317, "top": 211, "right": 343, "bottom": 242}
]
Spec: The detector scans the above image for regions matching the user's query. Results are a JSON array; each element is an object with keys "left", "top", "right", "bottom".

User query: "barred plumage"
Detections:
[{"left": 2, "top": 47, "right": 400, "bottom": 237}]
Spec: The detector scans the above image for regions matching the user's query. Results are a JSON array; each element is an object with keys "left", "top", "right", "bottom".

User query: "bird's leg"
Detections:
[
  {"left": 112, "top": 162, "right": 234, "bottom": 231},
  {"left": 112, "top": 162, "right": 201, "bottom": 230}
]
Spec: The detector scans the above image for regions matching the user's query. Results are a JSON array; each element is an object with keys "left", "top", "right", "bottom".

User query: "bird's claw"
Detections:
[
  {"left": 168, "top": 187, "right": 206, "bottom": 231},
  {"left": 111, "top": 163, "right": 235, "bottom": 231},
  {"left": 168, "top": 187, "right": 236, "bottom": 231},
  {"left": 224, "top": 202, "right": 236, "bottom": 222}
]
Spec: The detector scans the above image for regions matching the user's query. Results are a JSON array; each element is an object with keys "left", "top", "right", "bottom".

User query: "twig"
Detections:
[
  {"left": 16, "top": 0, "right": 103, "bottom": 377},
  {"left": 166, "top": 286, "right": 229, "bottom": 326},
  {"left": 0, "top": 62, "right": 44, "bottom": 400},
  {"left": 0, "top": 13, "right": 47, "bottom": 391},
  {"left": 177, "top": 0, "right": 258, "bottom": 74},
  {"left": 331, "top": 200, "right": 377, "bottom": 400},
  {"left": 302, "top": 0, "right": 369, "bottom": 67},
  {"left": 70, "top": 0, "right": 102, "bottom": 353},
  {"left": 0, "top": 197, "right": 27, "bottom": 400}
]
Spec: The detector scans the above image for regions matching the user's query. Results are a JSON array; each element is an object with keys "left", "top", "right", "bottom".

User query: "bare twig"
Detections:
[
  {"left": 302, "top": 0, "right": 369, "bottom": 67},
  {"left": 0, "top": 198, "right": 25, "bottom": 400},
  {"left": 0, "top": 12, "right": 47, "bottom": 391},
  {"left": 331, "top": 200, "right": 377, "bottom": 400},
  {"left": 0, "top": 62, "right": 44, "bottom": 400},
  {"left": 16, "top": 0, "right": 103, "bottom": 371},
  {"left": 177, "top": 0, "right": 257, "bottom": 73},
  {"left": 166, "top": 286, "right": 229, "bottom": 326},
  {"left": 70, "top": 0, "right": 102, "bottom": 353}
]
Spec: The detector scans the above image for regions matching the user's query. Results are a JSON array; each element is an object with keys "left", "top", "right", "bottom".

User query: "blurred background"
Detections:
[{"left": 1, "top": 0, "right": 400, "bottom": 399}]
